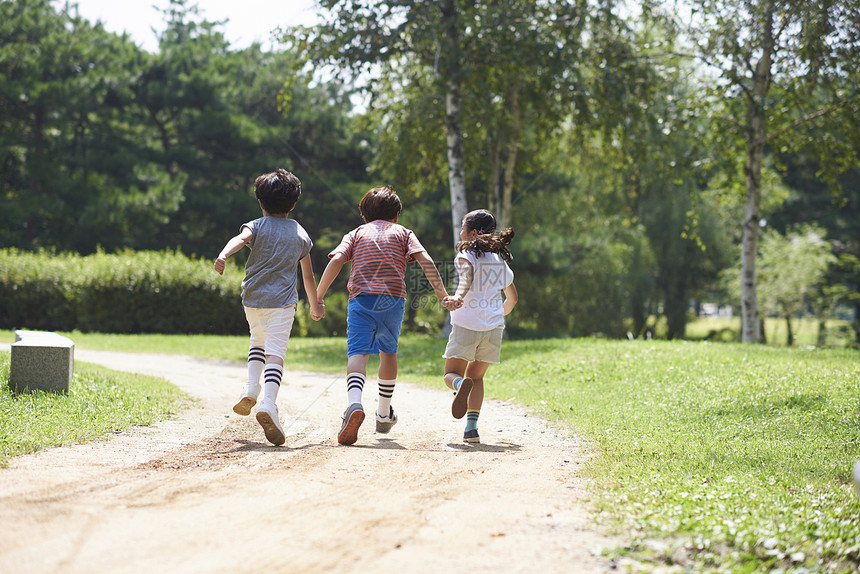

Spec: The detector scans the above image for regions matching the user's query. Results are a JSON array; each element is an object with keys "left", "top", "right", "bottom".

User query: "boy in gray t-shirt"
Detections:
[{"left": 214, "top": 169, "right": 323, "bottom": 446}]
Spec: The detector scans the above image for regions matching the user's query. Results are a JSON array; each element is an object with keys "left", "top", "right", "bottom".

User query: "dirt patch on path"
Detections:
[{"left": 0, "top": 347, "right": 616, "bottom": 573}]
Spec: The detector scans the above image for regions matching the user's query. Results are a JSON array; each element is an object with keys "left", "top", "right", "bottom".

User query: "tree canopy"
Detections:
[{"left": 1, "top": 0, "right": 857, "bottom": 343}]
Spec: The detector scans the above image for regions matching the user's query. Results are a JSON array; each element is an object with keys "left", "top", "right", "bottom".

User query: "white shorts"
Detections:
[
  {"left": 443, "top": 324, "right": 504, "bottom": 364},
  {"left": 244, "top": 305, "right": 297, "bottom": 360}
]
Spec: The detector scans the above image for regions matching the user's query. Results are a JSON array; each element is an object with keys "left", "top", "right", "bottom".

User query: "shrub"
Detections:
[
  {"left": 0, "top": 250, "right": 79, "bottom": 331},
  {"left": 0, "top": 249, "right": 247, "bottom": 334}
]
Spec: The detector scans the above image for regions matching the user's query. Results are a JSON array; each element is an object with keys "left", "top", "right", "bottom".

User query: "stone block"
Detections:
[
  {"left": 10, "top": 331, "right": 75, "bottom": 393},
  {"left": 14, "top": 330, "right": 66, "bottom": 343}
]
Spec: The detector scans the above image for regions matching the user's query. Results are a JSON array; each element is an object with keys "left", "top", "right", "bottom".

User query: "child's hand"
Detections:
[
  {"left": 214, "top": 257, "right": 227, "bottom": 275},
  {"left": 310, "top": 301, "right": 325, "bottom": 321},
  {"left": 442, "top": 295, "right": 463, "bottom": 311}
]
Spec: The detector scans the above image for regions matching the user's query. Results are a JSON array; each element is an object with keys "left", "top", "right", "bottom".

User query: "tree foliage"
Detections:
[
  {"left": 722, "top": 225, "right": 839, "bottom": 345},
  {"left": 678, "top": 0, "right": 860, "bottom": 342},
  {"left": 0, "top": 0, "right": 856, "bottom": 343},
  {"left": 0, "top": 0, "right": 371, "bottom": 259},
  {"left": 289, "top": 0, "right": 588, "bottom": 244}
]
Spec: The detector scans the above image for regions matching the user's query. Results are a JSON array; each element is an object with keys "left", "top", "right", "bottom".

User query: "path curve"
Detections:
[{"left": 0, "top": 345, "right": 616, "bottom": 573}]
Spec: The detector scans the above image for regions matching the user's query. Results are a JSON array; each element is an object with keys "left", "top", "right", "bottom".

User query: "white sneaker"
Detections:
[
  {"left": 256, "top": 401, "right": 286, "bottom": 446},
  {"left": 233, "top": 382, "right": 261, "bottom": 416}
]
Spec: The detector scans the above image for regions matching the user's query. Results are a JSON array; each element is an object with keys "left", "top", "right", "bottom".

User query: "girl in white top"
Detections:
[{"left": 443, "top": 209, "right": 518, "bottom": 443}]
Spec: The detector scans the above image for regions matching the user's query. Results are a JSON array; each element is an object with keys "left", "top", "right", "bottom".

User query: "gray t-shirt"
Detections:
[{"left": 240, "top": 216, "right": 313, "bottom": 308}]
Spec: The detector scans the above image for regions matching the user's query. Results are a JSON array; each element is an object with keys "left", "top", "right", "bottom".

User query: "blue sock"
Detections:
[
  {"left": 465, "top": 410, "right": 480, "bottom": 432},
  {"left": 452, "top": 377, "right": 463, "bottom": 391}
]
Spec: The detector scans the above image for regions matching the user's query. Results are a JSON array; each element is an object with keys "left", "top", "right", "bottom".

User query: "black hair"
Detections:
[
  {"left": 456, "top": 209, "right": 515, "bottom": 263},
  {"left": 254, "top": 169, "right": 302, "bottom": 214}
]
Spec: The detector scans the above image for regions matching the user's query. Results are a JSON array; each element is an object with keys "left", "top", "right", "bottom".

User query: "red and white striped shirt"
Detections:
[{"left": 329, "top": 220, "right": 426, "bottom": 299}]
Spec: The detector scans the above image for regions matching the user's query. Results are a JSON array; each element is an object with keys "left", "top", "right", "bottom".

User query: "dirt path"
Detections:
[{"left": 0, "top": 346, "right": 616, "bottom": 573}]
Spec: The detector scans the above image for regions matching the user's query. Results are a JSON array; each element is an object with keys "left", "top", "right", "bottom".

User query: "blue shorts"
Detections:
[{"left": 346, "top": 294, "right": 406, "bottom": 357}]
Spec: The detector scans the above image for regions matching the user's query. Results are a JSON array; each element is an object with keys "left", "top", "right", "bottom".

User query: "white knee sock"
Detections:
[
  {"left": 248, "top": 347, "right": 265, "bottom": 385},
  {"left": 377, "top": 378, "right": 395, "bottom": 417},
  {"left": 262, "top": 364, "right": 283, "bottom": 405},
  {"left": 346, "top": 372, "right": 365, "bottom": 405}
]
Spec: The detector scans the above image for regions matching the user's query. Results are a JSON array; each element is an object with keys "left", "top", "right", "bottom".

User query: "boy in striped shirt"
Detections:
[{"left": 316, "top": 186, "right": 454, "bottom": 445}]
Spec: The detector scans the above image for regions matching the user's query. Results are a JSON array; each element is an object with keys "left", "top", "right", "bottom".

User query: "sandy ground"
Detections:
[{"left": 0, "top": 345, "right": 617, "bottom": 573}]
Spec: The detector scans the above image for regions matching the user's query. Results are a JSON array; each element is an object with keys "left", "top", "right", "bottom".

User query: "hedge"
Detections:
[
  {"left": 0, "top": 249, "right": 248, "bottom": 334},
  {"left": 1, "top": 249, "right": 448, "bottom": 337}
]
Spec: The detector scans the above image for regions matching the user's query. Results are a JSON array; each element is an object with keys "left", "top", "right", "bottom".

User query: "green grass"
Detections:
[
  {"left": 496, "top": 339, "right": 860, "bottom": 572},
  {"left": 1, "top": 330, "right": 858, "bottom": 571},
  {"left": 684, "top": 317, "right": 856, "bottom": 347},
  {"left": 0, "top": 330, "right": 431, "bottom": 379},
  {"left": 0, "top": 352, "right": 192, "bottom": 467}
]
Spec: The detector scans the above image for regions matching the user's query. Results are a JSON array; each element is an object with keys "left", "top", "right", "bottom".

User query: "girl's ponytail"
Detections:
[
  {"left": 456, "top": 210, "right": 515, "bottom": 263},
  {"left": 498, "top": 227, "right": 515, "bottom": 245}
]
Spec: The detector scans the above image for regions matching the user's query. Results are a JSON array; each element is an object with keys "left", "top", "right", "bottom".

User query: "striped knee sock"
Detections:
[
  {"left": 465, "top": 409, "right": 480, "bottom": 432},
  {"left": 248, "top": 347, "right": 265, "bottom": 384},
  {"left": 346, "top": 373, "right": 365, "bottom": 405},
  {"left": 377, "top": 378, "right": 395, "bottom": 417},
  {"left": 262, "top": 364, "right": 283, "bottom": 404}
]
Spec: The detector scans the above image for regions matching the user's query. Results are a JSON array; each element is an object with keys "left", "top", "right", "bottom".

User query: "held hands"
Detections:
[
  {"left": 441, "top": 295, "right": 463, "bottom": 312},
  {"left": 310, "top": 298, "right": 325, "bottom": 321}
]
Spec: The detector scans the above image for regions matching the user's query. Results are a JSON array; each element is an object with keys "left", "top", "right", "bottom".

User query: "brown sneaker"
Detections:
[{"left": 451, "top": 377, "right": 473, "bottom": 419}]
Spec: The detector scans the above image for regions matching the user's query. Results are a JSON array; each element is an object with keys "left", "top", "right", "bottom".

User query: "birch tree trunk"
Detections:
[
  {"left": 740, "top": 5, "right": 774, "bottom": 343},
  {"left": 740, "top": 131, "right": 763, "bottom": 342},
  {"left": 441, "top": 0, "right": 468, "bottom": 248},
  {"left": 498, "top": 87, "right": 521, "bottom": 230},
  {"left": 445, "top": 84, "right": 469, "bottom": 246},
  {"left": 489, "top": 137, "right": 502, "bottom": 219}
]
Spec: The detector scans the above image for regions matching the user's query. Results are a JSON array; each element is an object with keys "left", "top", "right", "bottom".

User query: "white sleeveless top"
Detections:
[{"left": 450, "top": 250, "right": 514, "bottom": 331}]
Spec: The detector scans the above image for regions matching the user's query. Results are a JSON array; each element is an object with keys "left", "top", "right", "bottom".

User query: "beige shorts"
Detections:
[
  {"left": 443, "top": 325, "right": 504, "bottom": 364},
  {"left": 244, "top": 305, "right": 297, "bottom": 360}
]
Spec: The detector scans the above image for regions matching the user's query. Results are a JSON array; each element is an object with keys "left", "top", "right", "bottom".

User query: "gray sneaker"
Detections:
[
  {"left": 375, "top": 406, "right": 398, "bottom": 434},
  {"left": 338, "top": 403, "right": 365, "bottom": 445}
]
